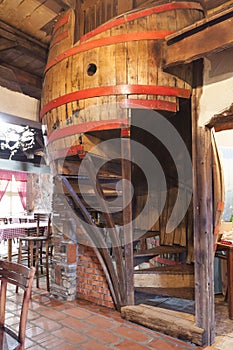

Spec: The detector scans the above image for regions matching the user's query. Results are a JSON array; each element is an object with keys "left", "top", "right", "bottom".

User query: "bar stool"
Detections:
[{"left": 17, "top": 214, "right": 52, "bottom": 291}]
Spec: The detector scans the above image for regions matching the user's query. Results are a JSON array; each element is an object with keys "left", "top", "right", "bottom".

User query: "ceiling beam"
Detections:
[
  {"left": 0, "top": 38, "right": 17, "bottom": 51},
  {"left": 0, "top": 20, "right": 48, "bottom": 63},
  {"left": 0, "top": 63, "right": 42, "bottom": 90},
  {"left": 37, "top": 0, "right": 74, "bottom": 12},
  {"left": 163, "top": 6, "right": 233, "bottom": 68}
]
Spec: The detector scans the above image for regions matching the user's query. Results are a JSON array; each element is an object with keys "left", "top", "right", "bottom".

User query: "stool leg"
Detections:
[
  {"left": 16, "top": 239, "right": 23, "bottom": 293},
  {"left": 45, "top": 240, "right": 50, "bottom": 292},
  {"left": 35, "top": 241, "right": 39, "bottom": 289},
  {"left": 8, "top": 239, "right": 12, "bottom": 261}
]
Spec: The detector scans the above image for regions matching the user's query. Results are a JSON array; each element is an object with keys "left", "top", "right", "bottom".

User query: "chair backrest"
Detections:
[{"left": 0, "top": 260, "right": 35, "bottom": 348}]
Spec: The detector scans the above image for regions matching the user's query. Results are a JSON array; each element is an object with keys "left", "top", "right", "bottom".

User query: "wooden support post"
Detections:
[
  {"left": 121, "top": 130, "right": 134, "bottom": 305},
  {"left": 192, "top": 61, "right": 215, "bottom": 345},
  {"left": 228, "top": 247, "right": 233, "bottom": 319}
]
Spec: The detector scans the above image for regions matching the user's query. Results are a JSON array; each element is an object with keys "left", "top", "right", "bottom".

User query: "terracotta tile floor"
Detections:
[{"left": 4, "top": 281, "right": 217, "bottom": 350}]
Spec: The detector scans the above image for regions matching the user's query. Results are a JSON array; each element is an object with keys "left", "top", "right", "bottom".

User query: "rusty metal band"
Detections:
[
  {"left": 120, "top": 99, "right": 177, "bottom": 112},
  {"left": 44, "top": 30, "right": 173, "bottom": 73},
  {"left": 53, "top": 11, "right": 70, "bottom": 35},
  {"left": 47, "top": 119, "right": 129, "bottom": 143},
  {"left": 50, "top": 31, "right": 69, "bottom": 48},
  {"left": 40, "top": 85, "right": 190, "bottom": 119},
  {"left": 80, "top": 2, "right": 203, "bottom": 43}
]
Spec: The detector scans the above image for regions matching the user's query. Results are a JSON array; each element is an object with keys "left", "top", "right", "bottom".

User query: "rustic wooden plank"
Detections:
[
  {"left": 0, "top": 20, "right": 47, "bottom": 62},
  {"left": 134, "top": 272, "right": 194, "bottom": 288},
  {"left": 121, "top": 304, "right": 204, "bottom": 345},
  {"left": 207, "top": 113, "right": 233, "bottom": 131},
  {"left": 164, "top": 9, "right": 233, "bottom": 68},
  {"left": 192, "top": 61, "right": 215, "bottom": 345},
  {"left": 164, "top": 188, "right": 177, "bottom": 245},
  {"left": 0, "top": 63, "right": 42, "bottom": 90},
  {"left": 136, "top": 263, "right": 194, "bottom": 273},
  {"left": 135, "top": 286, "right": 195, "bottom": 300},
  {"left": 126, "top": 18, "right": 138, "bottom": 101},
  {"left": 117, "top": 0, "right": 133, "bottom": 15},
  {"left": 134, "top": 245, "right": 186, "bottom": 257},
  {"left": 211, "top": 131, "right": 224, "bottom": 249},
  {"left": 137, "top": 16, "right": 148, "bottom": 102},
  {"left": 121, "top": 136, "right": 134, "bottom": 305},
  {"left": 38, "top": 0, "right": 71, "bottom": 13},
  {"left": 0, "top": 38, "right": 16, "bottom": 51}
]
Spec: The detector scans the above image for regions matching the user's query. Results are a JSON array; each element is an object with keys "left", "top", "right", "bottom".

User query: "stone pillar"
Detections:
[{"left": 50, "top": 191, "right": 78, "bottom": 301}]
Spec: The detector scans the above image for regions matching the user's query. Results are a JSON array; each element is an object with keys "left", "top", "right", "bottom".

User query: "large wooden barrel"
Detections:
[{"left": 41, "top": 2, "right": 204, "bottom": 163}]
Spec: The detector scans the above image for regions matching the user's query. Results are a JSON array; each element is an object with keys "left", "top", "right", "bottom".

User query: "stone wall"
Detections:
[
  {"left": 26, "top": 172, "right": 53, "bottom": 213},
  {"left": 50, "top": 177, "right": 114, "bottom": 307}
]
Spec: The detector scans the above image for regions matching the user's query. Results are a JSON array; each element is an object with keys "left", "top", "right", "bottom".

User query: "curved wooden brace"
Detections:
[{"left": 59, "top": 175, "right": 125, "bottom": 310}]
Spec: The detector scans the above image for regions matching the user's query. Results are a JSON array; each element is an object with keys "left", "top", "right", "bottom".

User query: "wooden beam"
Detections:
[
  {"left": 163, "top": 7, "right": 233, "bottom": 68},
  {"left": 0, "top": 64, "right": 42, "bottom": 90},
  {"left": 201, "top": 0, "right": 231, "bottom": 10},
  {"left": 121, "top": 304, "right": 204, "bottom": 346},
  {"left": 207, "top": 105, "right": 233, "bottom": 131},
  {"left": 121, "top": 135, "right": 134, "bottom": 305},
  {"left": 0, "top": 38, "right": 17, "bottom": 51},
  {"left": 37, "top": 0, "right": 72, "bottom": 13},
  {"left": 192, "top": 61, "right": 215, "bottom": 346},
  {"left": 0, "top": 20, "right": 48, "bottom": 63}
]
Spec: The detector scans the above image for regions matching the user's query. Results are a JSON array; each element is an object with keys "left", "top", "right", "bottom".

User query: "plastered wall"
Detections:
[
  {"left": 0, "top": 86, "right": 40, "bottom": 121},
  {"left": 199, "top": 47, "right": 233, "bottom": 126}
]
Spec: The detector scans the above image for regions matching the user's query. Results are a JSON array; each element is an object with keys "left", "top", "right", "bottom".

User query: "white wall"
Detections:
[
  {"left": 0, "top": 86, "right": 40, "bottom": 122},
  {"left": 199, "top": 47, "right": 233, "bottom": 126}
]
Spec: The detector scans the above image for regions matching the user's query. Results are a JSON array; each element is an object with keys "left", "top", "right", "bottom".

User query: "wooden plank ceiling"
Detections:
[{"left": 0, "top": 0, "right": 73, "bottom": 99}]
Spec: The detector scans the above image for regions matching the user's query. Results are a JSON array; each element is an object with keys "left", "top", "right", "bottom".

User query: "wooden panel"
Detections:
[
  {"left": 121, "top": 136, "right": 134, "bottom": 305},
  {"left": 121, "top": 304, "right": 204, "bottom": 346},
  {"left": 117, "top": 0, "right": 133, "bottom": 15},
  {"left": 0, "top": 0, "right": 58, "bottom": 44},
  {"left": 164, "top": 8, "right": 233, "bottom": 68}
]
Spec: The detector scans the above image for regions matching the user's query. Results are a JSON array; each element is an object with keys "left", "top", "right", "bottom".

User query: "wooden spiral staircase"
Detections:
[{"left": 59, "top": 130, "right": 195, "bottom": 310}]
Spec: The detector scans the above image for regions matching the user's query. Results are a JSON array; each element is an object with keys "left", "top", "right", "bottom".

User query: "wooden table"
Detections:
[
  {"left": 0, "top": 222, "right": 48, "bottom": 261},
  {"left": 216, "top": 243, "right": 233, "bottom": 319}
]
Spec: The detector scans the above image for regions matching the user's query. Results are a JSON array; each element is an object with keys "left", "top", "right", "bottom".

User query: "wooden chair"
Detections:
[
  {"left": 17, "top": 214, "right": 52, "bottom": 291},
  {"left": 0, "top": 260, "right": 35, "bottom": 350}
]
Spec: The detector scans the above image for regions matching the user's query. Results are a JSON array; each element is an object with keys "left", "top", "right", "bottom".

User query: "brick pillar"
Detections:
[{"left": 77, "top": 244, "right": 114, "bottom": 309}]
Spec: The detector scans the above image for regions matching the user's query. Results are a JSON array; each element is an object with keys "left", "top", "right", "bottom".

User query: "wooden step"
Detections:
[
  {"left": 134, "top": 287, "right": 195, "bottom": 300},
  {"left": 134, "top": 264, "right": 194, "bottom": 300},
  {"left": 133, "top": 245, "right": 186, "bottom": 266},
  {"left": 134, "top": 263, "right": 194, "bottom": 274},
  {"left": 134, "top": 230, "right": 160, "bottom": 241},
  {"left": 121, "top": 304, "right": 204, "bottom": 345}
]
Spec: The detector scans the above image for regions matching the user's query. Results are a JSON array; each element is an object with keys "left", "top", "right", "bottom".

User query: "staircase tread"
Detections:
[
  {"left": 134, "top": 230, "right": 160, "bottom": 240},
  {"left": 134, "top": 245, "right": 186, "bottom": 257},
  {"left": 134, "top": 263, "right": 194, "bottom": 274}
]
